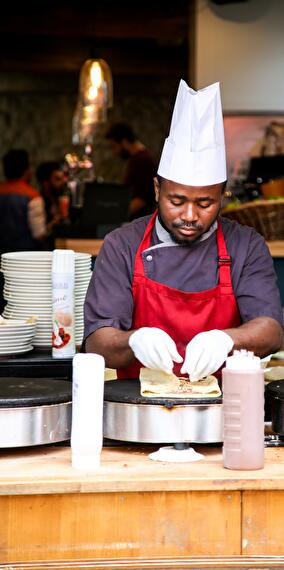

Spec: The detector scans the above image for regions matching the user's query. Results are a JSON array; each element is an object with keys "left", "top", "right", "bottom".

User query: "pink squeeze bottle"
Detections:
[{"left": 222, "top": 350, "right": 264, "bottom": 470}]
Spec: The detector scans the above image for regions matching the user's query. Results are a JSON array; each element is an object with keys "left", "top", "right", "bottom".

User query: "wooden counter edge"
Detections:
[
  {"left": 2, "top": 477, "right": 284, "bottom": 495},
  {"left": 55, "top": 238, "right": 104, "bottom": 256},
  {"left": 1, "top": 554, "right": 284, "bottom": 569},
  {"left": 266, "top": 240, "right": 284, "bottom": 257},
  {"left": 0, "top": 447, "right": 284, "bottom": 495}
]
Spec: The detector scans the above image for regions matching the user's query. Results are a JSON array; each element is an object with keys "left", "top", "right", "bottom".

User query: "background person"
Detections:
[
  {"left": 0, "top": 148, "right": 46, "bottom": 312},
  {"left": 0, "top": 149, "right": 46, "bottom": 254},
  {"left": 105, "top": 122, "right": 157, "bottom": 220},
  {"left": 84, "top": 81, "right": 283, "bottom": 380},
  {"left": 36, "top": 161, "right": 69, "bottom": 248}
]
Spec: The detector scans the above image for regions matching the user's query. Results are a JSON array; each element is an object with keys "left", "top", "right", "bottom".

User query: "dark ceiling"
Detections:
[{"left": 0, "top": 1, "right": 192, "bottom": 79}]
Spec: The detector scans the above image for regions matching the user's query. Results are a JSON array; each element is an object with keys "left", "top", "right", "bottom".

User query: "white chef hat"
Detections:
[{"left": 157, "top": 80, "right": 226, "bottom": 186}]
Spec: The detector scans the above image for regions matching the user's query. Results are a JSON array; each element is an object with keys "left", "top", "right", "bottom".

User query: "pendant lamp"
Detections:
[{"left": 72, "top": 59, "right": 113, "bottom": 145}]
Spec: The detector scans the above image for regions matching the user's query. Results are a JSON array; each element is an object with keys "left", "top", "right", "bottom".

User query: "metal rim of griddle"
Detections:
[
  {"left": 103, "top": 379, "right": 223, "bottom": 444},
  {"left": 0, "top": 378, "right": 72, "bottom": 448}
]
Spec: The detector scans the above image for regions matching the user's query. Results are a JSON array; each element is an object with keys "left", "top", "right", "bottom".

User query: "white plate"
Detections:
[
  {"left": 75, "top": 276, "right": 91, "bottom": 287},
  {"left": 0, "top": 316, "right": 37, "bottom": 324},
  {"left": 0, "top": 330, "right": 36, "bottom": 338},
  {"left": 2, "top": 257, "right": 51, "bottom": 263},
  {"left": 75, "top": 267, "right": 92, "bottom": 273},
  {"left": 33, "top": 330, "right": 52, "bottom": 336},
  {"left": 0, "top": 338, "right": 36, "bottom": 346},
  {"left": 4, "top": 295, "right": 53, "bottom": 304},
  {"left": 6, "top": 302, "right": 52, "bottom": 309},
  {"left": 1, "top": 251, "right": 90, "bottom": 259},
  {"left": 0, "top": 345, "right": 34, "bottom": 355},
  {"left": 3, "top": 250, "right": 51, "bottom": 258},
  {"left": 3, "top": 313, "right": 52, "bottom": 324},
  {"left": 1, "top": 251, "right": 90, "bottom": 262},
  {"left": 0, "top": 330, "right": 36, "bottom": 339},
  {"left": 4, "top": 308, "right": 52, "bottom": 316},
  {"left": 3, "top": 290, "right": 51, "bottom": 298},
  {"left": 2, "top": 273, "right": 51, "bottom": 282},
  {"left": 3, "top": 281, "right": 52, "bottom": 289},
  {"left": 1, "top": 261, "right": 51, "bottom": 271},
  {"left": 3, "top": 272, "right": 90, "bottom": 280}
]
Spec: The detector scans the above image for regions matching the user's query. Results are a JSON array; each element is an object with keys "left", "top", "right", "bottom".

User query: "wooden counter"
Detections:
[
  {"left": 55, "top": 238, "right": 104, "bottom": 257},
  {"left": 1, "top": 445, "right": 284, "bottom": 568}
]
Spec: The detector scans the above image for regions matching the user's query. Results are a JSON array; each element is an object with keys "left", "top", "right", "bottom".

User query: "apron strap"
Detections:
[
  {"left": 133, "top": 210, "right": 158, "bottom": 276},
  {"left": 216, "top": 221, "right": 233, "bottom": 291}
]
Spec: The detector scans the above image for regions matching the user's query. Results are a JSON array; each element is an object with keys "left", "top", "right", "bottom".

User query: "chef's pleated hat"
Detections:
[{"left": 158, "top": 80, "right": 226, "bottom": 186}]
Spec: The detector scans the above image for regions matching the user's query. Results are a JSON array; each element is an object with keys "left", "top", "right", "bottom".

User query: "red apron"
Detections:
[{"left": 118, "top": 210, "right": 241, "bottom": 379}]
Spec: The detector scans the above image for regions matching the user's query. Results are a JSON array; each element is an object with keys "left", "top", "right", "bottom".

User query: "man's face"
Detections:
[
  {"left": 154, "top": 178, "right": 224, "bottom": 244},
  {"left": 107, "top": 139, "right": 130, "bottom": 160},
  {"left": 50, "top": 170, "right": 66, "bottom": 193}
]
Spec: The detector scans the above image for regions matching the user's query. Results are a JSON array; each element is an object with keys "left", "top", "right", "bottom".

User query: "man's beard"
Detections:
[{"left": 157, "top": 206, "right": 221, "bottom": 245}]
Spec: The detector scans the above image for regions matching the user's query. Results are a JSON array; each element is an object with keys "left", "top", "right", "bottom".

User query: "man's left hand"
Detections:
[{"left": 181, "top": 330, "right": 234, "bottom": 381}]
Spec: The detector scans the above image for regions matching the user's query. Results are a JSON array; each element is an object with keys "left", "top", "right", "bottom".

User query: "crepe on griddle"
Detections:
[
  {"left": 264, "top": 366, "right": 284, "bottom": 382},
  {"left": 139, "top": 368, "right": 221, "bottom": 398}
]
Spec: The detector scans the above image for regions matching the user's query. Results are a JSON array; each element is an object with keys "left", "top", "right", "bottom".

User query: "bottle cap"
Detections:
[
  {"left": 72, "top": 353, "right": 105, "bottom": 379},
  {"left": 72, "top": 454, "right": 101, "bottom": 470},
  {"left": 225, "top": 349, "right": 261, "bottom": 371},
  {"left": 52, "top": 249, "right": 75, "bottom": 274}
]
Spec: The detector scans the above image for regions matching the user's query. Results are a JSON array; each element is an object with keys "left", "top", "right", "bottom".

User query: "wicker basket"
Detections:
[{"left": 222, "top": 199, "right": 284, "bottom": 241}]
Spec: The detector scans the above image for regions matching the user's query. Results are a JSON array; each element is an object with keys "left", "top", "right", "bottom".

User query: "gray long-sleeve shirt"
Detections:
[{"left": 84, "top": 215, "right": 284, "bottom": 341}]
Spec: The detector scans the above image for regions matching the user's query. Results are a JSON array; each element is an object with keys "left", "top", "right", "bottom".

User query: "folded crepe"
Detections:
[
  {"left": 264, "top": 366, "right": 284, "bottom": 382},
  {"left": 104, "top": 368, "right": 117, "bottom": 381},
  {"left": 139, "top": 368, "right": 221, "bottom": 398}
]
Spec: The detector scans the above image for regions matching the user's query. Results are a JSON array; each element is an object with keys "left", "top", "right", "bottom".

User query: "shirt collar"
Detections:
[{"left": 155, "top": 216, "right": 218, "bottom": 245}]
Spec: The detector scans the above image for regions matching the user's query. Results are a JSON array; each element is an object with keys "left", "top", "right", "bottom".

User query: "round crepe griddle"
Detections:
[
  {"left": 104, "top": 379, "right": 222, "bottom": 408},
  {"left": 266, "top": 379, "right": 284, "bottom": 400},
  {"left": 0, "top": 378, "right": 72, "bottom": 408}
]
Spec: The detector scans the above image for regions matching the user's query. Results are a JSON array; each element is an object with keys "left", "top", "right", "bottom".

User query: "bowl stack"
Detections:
[
  {"left": 1, "top": 251, "right": 92, "bottom": 348},
  {"left": 0, "top": 317, "right": 37, "bottom": 355}
]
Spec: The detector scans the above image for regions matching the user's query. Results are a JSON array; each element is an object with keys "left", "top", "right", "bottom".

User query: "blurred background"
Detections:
[
  {"left": 0, "top": 0, "right": 282, "bottom": 184},
  {"left": 0, "top": 0, "right": 284, "bottom": 236},
  {"left": 0, "top": 0, "right": 191, "bottom": 182}
]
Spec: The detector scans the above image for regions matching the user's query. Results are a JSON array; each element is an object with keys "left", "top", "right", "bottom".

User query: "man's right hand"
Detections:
[{"left": 128, "top": 327, "right": 183, "bottom": 374}]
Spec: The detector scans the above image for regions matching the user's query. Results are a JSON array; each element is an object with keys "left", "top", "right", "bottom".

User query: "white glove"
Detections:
[
  {"left": 129, "top": 327, "right": 183, "bottom": 374},
  {"left": 181, "top": 330, "right": 234, "bottom": 381}
]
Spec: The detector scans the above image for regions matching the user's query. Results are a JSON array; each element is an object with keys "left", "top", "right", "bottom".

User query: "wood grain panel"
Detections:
[
  {"left": 0, "top": 490, "right": 240, "bottom": 563},
  {"left": 242, "top": 490, "right": 284, "bottom": 555}
]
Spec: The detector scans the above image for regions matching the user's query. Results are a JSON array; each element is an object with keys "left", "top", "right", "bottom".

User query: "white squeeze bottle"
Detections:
[
  {"left": 71, "top": 353, "right": 105, "bottom": 470},
  {"left": 52, "top": 249, "right": 75, "bottom": 358},
  {"left": 222, "top": 349, "right": 264, "bottom": 470}
]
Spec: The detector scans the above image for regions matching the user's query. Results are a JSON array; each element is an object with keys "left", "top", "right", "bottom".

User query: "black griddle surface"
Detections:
[
  {"left": 0, "top": 350, "right": 72, "bottom": 379},
  {"left": 0, "top": 378, "right": 72, "bottom": 408},
  {"left": 104, "top": 379, "right": 222, "bottom": 407},
  {"left": 266, "top": 379, "right": 284, "bottom": 399}
]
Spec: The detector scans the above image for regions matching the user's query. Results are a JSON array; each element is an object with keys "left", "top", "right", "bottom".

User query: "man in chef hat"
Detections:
[{"left": 84, "top": 80, "right": 283, "bottom": 380}]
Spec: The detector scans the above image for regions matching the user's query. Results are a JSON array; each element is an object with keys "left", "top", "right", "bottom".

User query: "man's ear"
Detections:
[{"left": 153, "top": 177, "right": 160, "bottom": 203}]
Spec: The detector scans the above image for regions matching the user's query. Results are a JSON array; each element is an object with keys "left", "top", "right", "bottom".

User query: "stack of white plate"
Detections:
[
  {"left": 0, "top": 317, "right": 37, "bottom": 355},
  {"left": 1, "top": 251, "right": 92, "bottom": 348}
]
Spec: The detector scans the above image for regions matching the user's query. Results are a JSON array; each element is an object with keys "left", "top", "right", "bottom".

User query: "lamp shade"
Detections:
[{"left": 72, "top": 59, "right": 113, "bottom": 145}]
